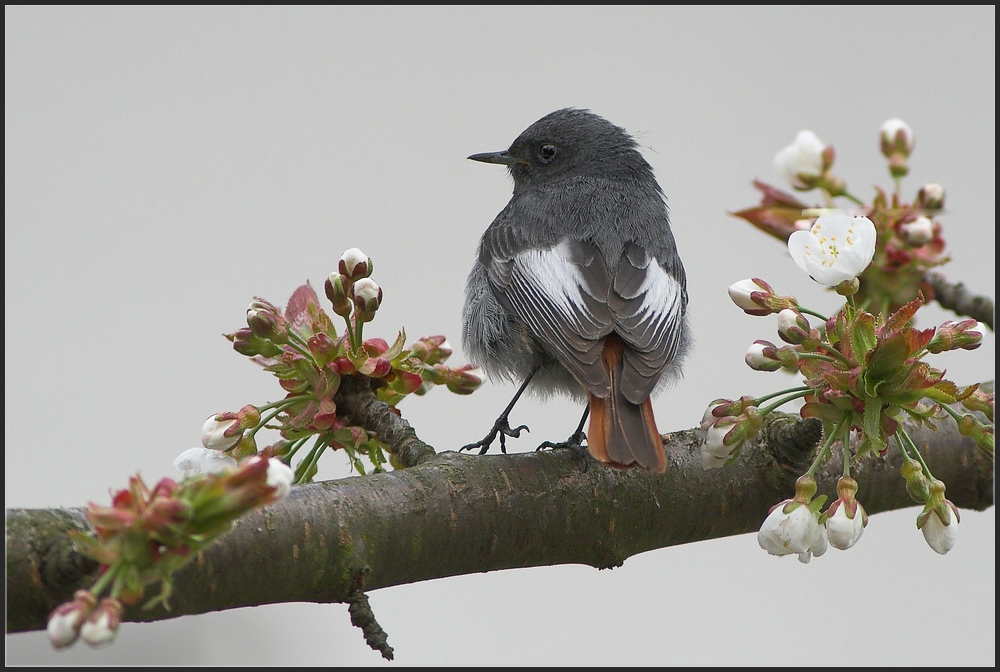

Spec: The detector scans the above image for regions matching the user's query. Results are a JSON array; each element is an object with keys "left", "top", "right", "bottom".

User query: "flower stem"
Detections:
[
  {"left": 754, "top": 385, "right": 813, "bottom": 406},
  {"left": 841, "top": 191, "right": 866, "bottom": 207},
  {"left": 91, "top": 560, "right": 121, "bottom": 598},
  {"left": 806, "top": 414, "right": 851, "bottom": 477},
  {"left": 248, "top": 397, "right": 313, "bottom": 440},
  {"left": 796, "top": 352, "right": 839, "bottom": 364},
  {"left": 796, "top": 306, "right": 829, "bottom": 322},
  {"left": 293, "top": 437, "right": 329, "bottom": 484},
  {"left": 347, "top": 315, "right": 364, "bottom": 354},
  {"left": 759, "top": 388, "right": 814, "bottom": 415},
  {"left": 286, "top": 330, "right": 313, "bottom": 354},
  {"left": 814, "top": 342, "right": 852, "bottom": 365},
  {"left": 282, "top": 436, "right": 310, "bottom": 462},
  {"left": 897, "top": 428, "right": 936, "bottom": 481},
  {"left": 936, "top": 402, "right": 965, "bottom": 425}
]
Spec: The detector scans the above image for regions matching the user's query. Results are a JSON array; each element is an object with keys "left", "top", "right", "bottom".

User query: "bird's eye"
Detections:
[{"left": 537, "top": 144, "right": 557, "bottom": 164}]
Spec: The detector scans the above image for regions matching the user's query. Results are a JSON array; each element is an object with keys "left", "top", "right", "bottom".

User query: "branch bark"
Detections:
[
  {"left": 926, "top": 271, "right": 995, "bottom": 330},
  {"left": 6, "top": 407, "right": 993, "bottom": 640}
]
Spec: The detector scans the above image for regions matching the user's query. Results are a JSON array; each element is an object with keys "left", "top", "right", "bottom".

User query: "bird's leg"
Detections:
[
  {"left": 460, "top": 370, "right": 535, "bottom": 455},
  {"left": 537, "top": 406, "right": 590, "bottom": 466}
]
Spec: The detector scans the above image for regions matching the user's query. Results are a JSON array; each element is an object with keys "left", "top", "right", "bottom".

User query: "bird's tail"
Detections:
[{"left": 587, "top": 337, "right": 666, "bottom": 473}]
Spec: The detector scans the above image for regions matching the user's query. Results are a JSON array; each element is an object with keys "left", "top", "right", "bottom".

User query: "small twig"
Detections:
[
  {"left": 926, "top": 272, "right": 994, "bottom": 331},
  {"left": 347, "top": 571, "right": 394, "bottom": 661},
  {"left": 335, "top": 375, "right": 437, "bottom": 467}
]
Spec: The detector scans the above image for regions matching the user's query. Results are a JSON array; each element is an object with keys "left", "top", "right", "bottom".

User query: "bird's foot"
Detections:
[
  {"left": 537, "top": 430, "right": 590, "bottom": 469},
  {"left": 460, "top": 416, "right": 529, "bottom": 455}
]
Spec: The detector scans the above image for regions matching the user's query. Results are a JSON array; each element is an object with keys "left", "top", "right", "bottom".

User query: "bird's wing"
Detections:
[
  {"left": 484, "top": 236, "right": 615, "bottom": 396},
  {"left": 484, "top": 230, "right": 686, "bottom": 402},
  {"left": 607, "top": 242, "right": 687, "bottom": 404}
]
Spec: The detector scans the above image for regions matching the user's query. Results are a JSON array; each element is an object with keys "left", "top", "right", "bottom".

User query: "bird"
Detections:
[{"left": 460, "top": 108, "right": 690, "bottom": 472}]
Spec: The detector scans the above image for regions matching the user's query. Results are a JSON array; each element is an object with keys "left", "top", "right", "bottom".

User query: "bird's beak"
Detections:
[{"left": 468, "top": 150, "right": 513, "bottom": 165}]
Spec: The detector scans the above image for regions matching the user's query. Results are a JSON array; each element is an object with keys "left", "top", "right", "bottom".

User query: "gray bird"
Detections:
[{"left": 461, "top": 108, "right": 690, "bottom": 472}]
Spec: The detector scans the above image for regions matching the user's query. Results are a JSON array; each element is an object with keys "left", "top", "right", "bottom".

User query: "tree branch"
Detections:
[
  {"left": 7, "top": 408, "right": 992, "bottom": 639},
  {"left": 926, "top": 271, "right": 995, "bottom": 330}
]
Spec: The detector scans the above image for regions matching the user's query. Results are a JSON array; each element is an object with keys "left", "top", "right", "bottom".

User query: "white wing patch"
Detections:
[
  {"left": 511, "top": 240, "right": 607, "bottom": 335},
  {"left": 488, "top": 238, "right": 686, "bottom": 400},
  {"left": 624, "top": 256, "right": 684, "bottom": 350}
]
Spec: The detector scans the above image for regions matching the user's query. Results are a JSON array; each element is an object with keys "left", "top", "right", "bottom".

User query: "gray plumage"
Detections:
[{"left": 462, "top": 108, "right": 690, "bottom": 470}]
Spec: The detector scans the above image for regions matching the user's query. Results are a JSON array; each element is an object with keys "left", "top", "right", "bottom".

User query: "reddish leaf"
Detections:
[{"left": 285, "top": 282, "right": 322, "bottom": 331}]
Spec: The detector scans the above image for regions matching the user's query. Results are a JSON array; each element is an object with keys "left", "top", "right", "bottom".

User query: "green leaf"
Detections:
[
  {"left": 384, "top": 329, "right": 408, "bottom": 360},
  {"left": 849, "top": 312, "right": 878, "bottom": 366},
  {"left": 865, "top": 333, "right": 912, "bottom": 392},
  {"left": 862, "top": 394, "right": 886, "bottom": 453}
]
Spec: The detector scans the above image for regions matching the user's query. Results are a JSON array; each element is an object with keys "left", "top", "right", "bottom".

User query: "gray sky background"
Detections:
[{"left": 5, "top": 6, "right": 994, "bottom": 666}]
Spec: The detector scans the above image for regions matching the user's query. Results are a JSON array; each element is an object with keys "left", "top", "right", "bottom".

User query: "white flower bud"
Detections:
[
  {"left": 201, "top": 414, "right": 242, "bottom": 451},
  {"left": 80, "top": 598, "right": 122, "bottom": 648},
  {"left": 917, "top": 182, "right": 945, "bottom": 209},
  {"left": 921, "top": 503, "right": 959, "bottom": 555},
  {"left": 826, "top": 501, "right": 866, "bottom": 550},
  {"left": 173, "top": 447, "right": 238, "bottom": 478},
  {"left": 745, "top": 341, "right": 781, "bottom": 372},
  {"left": 352, "top": 278, "right": 383, "bottom": 316},
  {"left": 265, "top": 458, "right": 295, "bottom": 500},
  {"left": 900, "top": 216, "right": 934, "bottom": 246},
  {"left": 774, "top": 130, "right": 827, "bottom": 189},
  {"left": 727, "top": 278, "right": 771, "bottom": 313},
  {"left": 339, "top": 247, "right": 373, "bottom": 280},
  {"left": 880, "top": 117, "right": 915, "bottom": 156},
  {"left": 758, "top": 501, "right": 828, "bottom": 564}
]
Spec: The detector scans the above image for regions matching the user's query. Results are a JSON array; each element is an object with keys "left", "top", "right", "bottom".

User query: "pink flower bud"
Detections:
[
  {"left": 324, "top": 273, "right": 352, "bottom": 317},
  {"left": 446, "top": 367, "right": 483, "bottom": 395},
  {"left": 246, "top": 299, "right": 289, "bottom": 344},
  {"left": 359, "top": 356, "right": 393, "bottom": 378},
  {"left": 362, "top": 337, "right": 389, "bottom": 356},
  {"left": 308, "top": 332, "right": 338, "bottom": 365},
  {"left": 926, "top": 320, "right": 984, "bottom": 353}
]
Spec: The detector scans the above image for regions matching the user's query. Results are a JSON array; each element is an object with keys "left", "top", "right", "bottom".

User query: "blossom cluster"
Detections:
[
  {"left": 50, "top": 247, "right": 481, "bottom": 650},
  {"left": 48, "top": 455, "right": 294, "bottom": 649},
  {"left": 707, "top": 120, "right": 994, "bottom": 562},
  {"left": 734, "top": 119, "right": 949, "bottom": 316},
  {"left": 177, "top": 247, "right": 481, "bottom": 481}
]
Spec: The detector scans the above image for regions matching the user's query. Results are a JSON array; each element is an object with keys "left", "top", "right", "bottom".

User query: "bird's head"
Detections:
[{"left": 468, "top": 108, "right": 652, "bottom": 188}]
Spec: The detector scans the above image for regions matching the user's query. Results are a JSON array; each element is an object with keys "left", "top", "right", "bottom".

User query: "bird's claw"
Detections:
[
  {"left": 461, "top": 417, "right": 530, "bottom": 455},
  {"left": 536, "top": 430, "right": 590, "bottom": 469}
]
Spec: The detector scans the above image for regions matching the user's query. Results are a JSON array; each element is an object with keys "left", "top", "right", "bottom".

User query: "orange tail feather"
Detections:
[{"left": 586, "top": 337, "right": 665, "bottom": 472}]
